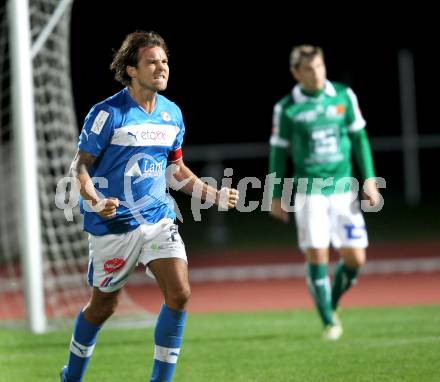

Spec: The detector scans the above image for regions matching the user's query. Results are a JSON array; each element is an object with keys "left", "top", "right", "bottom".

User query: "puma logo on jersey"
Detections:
[
  {"left": 82, "top": 130, "right": 92, "bottom": 141},
  {"left": 127, "top": 131, "right": 138, "bottom": 141}
]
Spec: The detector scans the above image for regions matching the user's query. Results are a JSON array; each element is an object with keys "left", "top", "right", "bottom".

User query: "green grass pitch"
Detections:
[{"left": 0, "top": 305, "right": 439, "bottom": 381}]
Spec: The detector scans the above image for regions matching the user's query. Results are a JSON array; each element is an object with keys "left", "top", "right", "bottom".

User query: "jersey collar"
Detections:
[
  {"left": 292, "top": 80, "right": 336, "bottom": 104},
  {"left": 124, "top": 87, "right": 160, "bottom": 117}
]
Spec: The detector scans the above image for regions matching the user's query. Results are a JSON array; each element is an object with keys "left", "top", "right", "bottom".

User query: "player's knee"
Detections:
[
  {"left": 307, "top": 248, "right": 329, "bottom": 264},
  {"left": 86, "top": 299, "right": 118, "bottom": 324},
  {"left": 166, "top": 286, "right": 191, "bottom": 310},
  {"left": 97, "top": 306, "right": 116, "bottom": 323},
  {"left": 339, "top": 247, "right": 366, "bottom": 268},
  {"left": 345, "top": 254, "right": 366, "bottom": 268},
  {"left": 355, "top": 255, "right": 366, "bottom": 267}
]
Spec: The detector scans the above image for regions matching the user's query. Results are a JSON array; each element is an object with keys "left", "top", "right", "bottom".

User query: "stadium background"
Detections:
[
  {"left": 0, "top": 0, "right": 438, "bottom": 319},
  {"left": 70, "top": 3, "right": 439, "bottom": 246},
  {"left": 68, "top": 2, "right": 440, "bottom": 313},
  {"left": 0, "top": 2, "right": 439, "bottom": 381}
]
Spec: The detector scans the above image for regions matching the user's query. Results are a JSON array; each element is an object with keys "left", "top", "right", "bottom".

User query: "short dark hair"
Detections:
[
  {"left": 289, "top": 45, "right": 324, "bottom": 69},
  {"left": 110, "top": 30, "right": 169, "bottom": 86}
]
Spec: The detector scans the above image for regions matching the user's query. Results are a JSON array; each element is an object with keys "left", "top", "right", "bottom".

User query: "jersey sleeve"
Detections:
[
  {"left": 269, "top": 103, "right": 291, "bottom": 198},
  {"left": 168, "top": 106, "right": 185, "bottom": 163},
  {"left": 345, "top": 87, "right": 366, "bottom": 133},
  {"left": 78, "top": 106, "right": 114, "bottom": 157},
  {"left": 269, "top": 103, "right": 291, "bottom": 149},
  {"left": 351, "top": 129, "right": 376, "bottom": 180}
]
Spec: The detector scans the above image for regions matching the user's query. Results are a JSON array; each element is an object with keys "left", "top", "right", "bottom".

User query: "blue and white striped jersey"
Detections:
[{"left": 78, "top": 87, "right": 185, "bottom": 235}]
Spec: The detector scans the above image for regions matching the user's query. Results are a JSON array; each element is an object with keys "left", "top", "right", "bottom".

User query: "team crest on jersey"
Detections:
[
  {"left": 326, "top": 104, "right": 345, "bottom": 118},
  {"left": 161, "top": 111, "right": 172, "bottom": 122}
]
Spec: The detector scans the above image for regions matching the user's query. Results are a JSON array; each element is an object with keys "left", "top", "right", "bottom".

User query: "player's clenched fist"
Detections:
[
  {"left": 93, "top": 197, "right": 119, "bottom": 218},
  {"left": 216, "top": 187, "right": 240, "bottom": 209}
]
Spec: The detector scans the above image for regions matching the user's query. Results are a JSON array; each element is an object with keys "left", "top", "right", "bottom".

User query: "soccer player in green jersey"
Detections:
[{"left": 269, "top": 45, "right": 381, "bottom": 340}]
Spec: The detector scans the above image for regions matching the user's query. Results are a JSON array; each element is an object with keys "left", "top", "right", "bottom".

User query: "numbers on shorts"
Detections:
[{"left": 167, "top": 224, "right": 183, "bottom": 244}]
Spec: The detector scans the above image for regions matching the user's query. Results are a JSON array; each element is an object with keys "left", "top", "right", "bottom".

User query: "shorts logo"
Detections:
[
  {"left": 151, "top": 243, "right": 165, "bottom": 251},
  {"left": 100, "top": 276, "right": 113, "bottom": 287},
  {"left": 103, "top": 258, "right": 126, "bottom": 273},
  {"left": 343, "top": 224, "right": 366, "bottom": 240}
]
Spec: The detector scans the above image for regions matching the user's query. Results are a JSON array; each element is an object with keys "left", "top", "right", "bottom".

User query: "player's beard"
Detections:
[
  {"left": 136, "top": 77, "right": 168, "bottom": 93},
  {"left": 149, "top": 79, "right": 168, "bottom": 92},
  {"left": 151, "top": 73, "right": 168, "bottom": 92}
]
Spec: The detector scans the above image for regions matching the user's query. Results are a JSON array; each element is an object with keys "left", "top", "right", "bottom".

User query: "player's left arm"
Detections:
[
  {"left": 345, "top": 87, "right": 381, "bottom": 207},
  {"left": 167, "top": 158, "right": 239, "bottom": 209},
  {"left": 350, "top": 130, "right": 381, "bottom": 206}
]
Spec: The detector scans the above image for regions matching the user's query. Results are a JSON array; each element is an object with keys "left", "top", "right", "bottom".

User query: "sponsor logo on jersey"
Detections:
[
  {"left": 294, "top": 110, "right": 318, "bottom": 122},
  {"left": 125, "top": 154, "right": 166, "bottom": 181},
  {"left": 112, "top": 123, "right": 178, "bottom": 147},
  {"left": 142, "top": 159, "right": 165, "bottom": 178},
  {"left": 103, "top": 258, "right": 126, "bottom": 273}
]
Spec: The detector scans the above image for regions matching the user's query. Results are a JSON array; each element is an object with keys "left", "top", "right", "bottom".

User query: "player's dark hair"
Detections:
[{"left": 110, "top": 30, "right": 169, "bottom": 86}]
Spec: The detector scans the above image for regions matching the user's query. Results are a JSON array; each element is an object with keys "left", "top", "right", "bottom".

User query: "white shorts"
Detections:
[
  {"left": 87, "top": 218, "right": 187, "bottom": 292},
  {"left": 294, "top": 192, "right": 368, "bottom": 252}
]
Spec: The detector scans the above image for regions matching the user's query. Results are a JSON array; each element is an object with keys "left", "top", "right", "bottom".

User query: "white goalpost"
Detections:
[
  {"left": 7, "top": 0, "right": 46, "bottom": 333},
  {"left": 0, "top": 0, "right": 152, "bottom": 333}
]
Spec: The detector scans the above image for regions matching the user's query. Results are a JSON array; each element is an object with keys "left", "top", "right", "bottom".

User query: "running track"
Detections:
[
  {"left": 1, "top": 242, "right": 439, "bottom": 320},
  {"left": 126, "top": 242, "right": 440, "bottom": 313}
]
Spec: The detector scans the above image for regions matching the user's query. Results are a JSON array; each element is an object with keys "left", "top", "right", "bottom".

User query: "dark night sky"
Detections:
[
  {"left": 70, "top": 4, "right": 437, "bottom": 139},
  {"left": 69, "top": 3, "right": 439, "bottom": 196}
]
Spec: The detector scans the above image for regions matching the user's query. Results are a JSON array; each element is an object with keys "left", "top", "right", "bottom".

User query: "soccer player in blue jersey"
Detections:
[{"left": 60, "top": 31, "right": 239, "bottom": 382}]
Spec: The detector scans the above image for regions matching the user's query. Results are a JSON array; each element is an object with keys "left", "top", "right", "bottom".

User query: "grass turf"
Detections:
[{"left": 0, "top": 305, "right": 439, "bottom": 381}]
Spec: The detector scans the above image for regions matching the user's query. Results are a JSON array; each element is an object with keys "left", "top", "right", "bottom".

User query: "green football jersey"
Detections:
[{"left": 270, "top": 81, "right": 367, "bottom": 195}]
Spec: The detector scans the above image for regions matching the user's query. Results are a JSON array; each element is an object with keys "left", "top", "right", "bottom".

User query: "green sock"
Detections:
[
  {"left": 306, "top": 263, "right": 334, "bottom": 326},
  {"left": 332, "top": 261, "right": 359, "bottom": 310}
]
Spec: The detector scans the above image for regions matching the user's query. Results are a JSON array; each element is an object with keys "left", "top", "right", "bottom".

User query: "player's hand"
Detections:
[
  {"left": 362, "top": 178, "right": 381, "bottom": 207},
  {"left": 270, "top": 198, "right": 289, "bottom": 223},
  {"left": 93, "top": 197, "right": 119, "bottom": 218},
  {"left": 216, "top": 187, "right": 239, "bottom": 209}
]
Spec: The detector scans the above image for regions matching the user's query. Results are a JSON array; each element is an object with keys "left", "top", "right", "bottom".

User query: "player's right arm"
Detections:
[
  {"left": 71, "top": 105, "right": 119, "bottom": 218},
  {"left": 269, "top": 101, "right": 291, "bottom": 223},
  {"left": 69, "top": 150, "right": 119, "bottom": 218}
]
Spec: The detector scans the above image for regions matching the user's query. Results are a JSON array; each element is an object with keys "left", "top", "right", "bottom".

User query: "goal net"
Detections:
[{"left": 0, "top": 0, "right": 152, "bottom": 331}]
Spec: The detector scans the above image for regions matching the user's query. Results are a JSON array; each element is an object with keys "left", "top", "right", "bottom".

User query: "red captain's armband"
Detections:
[{"left": 168, "top": 147, "right": 183, "bottom": 162}]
